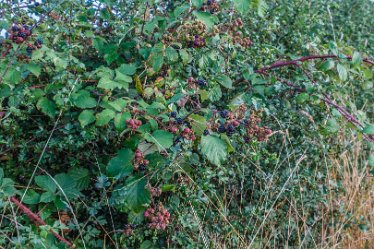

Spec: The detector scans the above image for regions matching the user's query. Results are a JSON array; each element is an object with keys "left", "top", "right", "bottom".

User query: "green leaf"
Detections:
[
  {"left": 78, "top": 110, "right": 95, "bottom": 127},
  {"left": 189, "top": 114, "right": 207, "bottom": 136},
  {"left": 114, "top": 112, "right": 131, "bottom": 131},
  {"left": 252, "top": 0, "right": 268, "bottom": 17},
  {"left": 68, "top": 168, "right": 90, "bottom": 190},
  {"left": 54, "top": 173, "right": 81, "bottom": 199},
  {"left": 216, "top": 75, "right": 233, "bottom": 89},
  {"left": 37, "top": 97, "right": 57, "bottom": 117},
  {"left": 192, "top": 0, "right": 204, "bottom": 8},
  {"left": 337, "top": 64, "right": 348, "bottom": 81},
  {"left": 98, "top": 75, "right": 128, "bottom": 90},
  {"left": 72, "top": 90, "right": 97, "bottom": 108},
  {"left": 123, "top": 176, "right": 151, "bottom": 212},
  {"left": 1, "top": 178, "right": 16, "bottom": 197},
  {"left": 140, "top": 241, "right": 156, "bottom": 249},
  {"left": 116, "top": 63, "right": 137, "bottom": 76},
  {"left": 362, "top": 124, "right": 374, "bottom": 135},
  {"left": 165, "top": 47, "right": 178, "bottom": 62},
  {"left": 193, "top": 11, "right": 218, "bottom": 28},
  {"left": 107, "top": 149, "right": 134, "bottom": 177},
  {"left": 23, "top": 190, "right": 40, "bottom": 205},
  {"left": 96, "top": 109, "right": 116, "bottom": 126},
  {"left": 35, "top": 175, "right": 57, "bottom": 193},
  {"left": 149, "top": 54, "right": 164, "bottom": 73},
  {"left": 40, "top": 191, "right": 55, "bottom": 203},
  {"left": 200, "top": 135, "right": 228, "bottom": 166},
  {"left": 234, "top": 0, "right": 250, "bottom": 15},
  {"left": 326, "top": 118, "right": 340, "bottom": 133},
  {"left": 295, "top": 93, "right": 309, "bottom": 104},
  {"left": 209, "top": 85, "right": 222, "bottom": 102},
  {"left": 145, "top": 130, "right": 174, "bottom": 152},
  {"left": 320, "top": 60, "right": 335, "bottom": 71},
  {"left": 4, "top": 68, "right": 21, "bottom": 84},
  {"left": 352, "top": 52, "right": 362, "bottom": 65},
  {"left": 25, "top": 63, "right": 41, "bottom": 77},
  {"left": 0, "top": 168, "right": 3, "bottom": 185}
]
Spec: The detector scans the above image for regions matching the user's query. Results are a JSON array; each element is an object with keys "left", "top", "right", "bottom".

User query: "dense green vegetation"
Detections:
[{"left": 0, "top": 0, "right": 373, "bottom": 248}]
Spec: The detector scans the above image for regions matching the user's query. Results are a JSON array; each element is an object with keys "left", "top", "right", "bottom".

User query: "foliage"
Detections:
[{"left": 0, "top": 0, "right": 373, "bottom": 248}]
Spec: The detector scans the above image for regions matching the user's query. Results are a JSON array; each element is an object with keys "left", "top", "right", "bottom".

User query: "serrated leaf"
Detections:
[
  {"left": 200, "top": 135, "right": 228, "bottom": 166},
  {"left": 54, "top": 173, "right": 81, "bottom": 199},
  {"left": 25, "top": 63, "right": 41, "bottom": 77},
  {"left": 40, "top": 191, "right": 55, "bottom": 203},
  {"left": 189, "top": 114, "right": 207, "bottom": 136},
  {"left": 114, "top": 112, "right": 131, "bottom": 131},
  {"left": 23, "top": 190, "right": 40, "bottom": 204},
  {"left": 216, "top": 75, "right": 233, "bottom": 89},
  {"left": 165, "top": 47, "right": 178, "bottom": 62},
  {"left": 337, "top": 64, "right": 348, "bottom": 81},
  {"left": 193, "top": 11, "right": 218, "bottom": 28},
  {"left": 72, "top": 90, "right": 97, "bottom": 108},
  {"left": 234, "top": 0, "right": 250, "bottom": 15},
  {"left": 116, "top": 63, "right": 137, "bottom": 75},
  {"left": 78, "top": 110, "right": 95, "bottom": 127},
  {"left": 35, "top": 175, "right": 57, "bottom": 193},
  {"left": 145, "top": 130, "right": 174, "bottom": 152},
  {"left": 352, "top": 52, "right": 362, "bottom": 65},
  {"left": 362, "top": 124, "right": 374, "bottom": 135},
  {"left": 320, "top": 60, "right": 335, "bottom": 71},
  {"left": 96, "top": 109, "right": 116, "bottom": 126},
  {"left": 209, "top": 85, "right": 222, "bottom": 102},
  {"left": 37, "top": 97, "right": 57, "bottom": 117},
  {"left": 68, "top": 168, "right": 90, "bottom": 190},
  {"left": 107, "top": 149, "right": 134, "bottom": 177},
  {"left": 122, "top": 176, "right": 151, "bottom": 212},
  {"left": 326, "top": 118, "right": 340, "bottom": 133}
]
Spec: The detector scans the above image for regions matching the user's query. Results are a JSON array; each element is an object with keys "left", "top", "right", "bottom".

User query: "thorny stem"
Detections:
[
  {"left": 10, "top": 196, "right": 74, "bottom": 248},
  {"left": 234, "top": 54, "right": 374, "bottom": 143}
]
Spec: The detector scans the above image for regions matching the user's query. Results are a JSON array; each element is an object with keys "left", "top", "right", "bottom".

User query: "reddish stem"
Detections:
[
  {"left": 10, "top": 196, "right": 73, "bottom": 248},
  {"left": 255, "top": 54, "right": 374, "bottom": 74}
]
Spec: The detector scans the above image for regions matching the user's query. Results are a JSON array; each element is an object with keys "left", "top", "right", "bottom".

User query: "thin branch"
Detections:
[{"left": 9, "top": 196, "right": 74, "bottom": 248}]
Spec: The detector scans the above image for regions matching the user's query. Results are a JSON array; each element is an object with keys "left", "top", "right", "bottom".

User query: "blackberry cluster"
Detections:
[
  {"left": 126, "top": 118, "right": 142, "bottom": 130},
  {"left": 219, "top": 18, "right": 253, "bottom": 48},
  {"left": 181, "top": 127, "right": 196, "bottom": 141},
  {"left": 192, "top": 35, "right": 205, "bottom": 48},
  {"left": 244, "top": 110, "right": 272, "bottom": 142},
  {"left": 144, "top": 204, "right": 170, "bottom": 230},
  {"left": 26, "top": 38, "right": 43, "bottom": 55},
  {"left": 123, "top": 224, "right": 136, "bottom": 236},
  {"left": 133, "top": 149, "right": 149, "bottom": 171},
  {"left": 177, "top": 21, "right": 207, "bottom": 47},
  {"left": 201, "top": 0, "right": 220, "bottom": 13},
  {"left": 8, "top": 24, "right": 32, "bottom": 44},
  {"left": 150, "top": 187, "right": 162, "bottom": 197}
]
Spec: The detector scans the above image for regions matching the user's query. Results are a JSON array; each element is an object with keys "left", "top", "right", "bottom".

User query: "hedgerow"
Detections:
[{"left": 0, "top": 0, "right": 373, "bottom": 248}]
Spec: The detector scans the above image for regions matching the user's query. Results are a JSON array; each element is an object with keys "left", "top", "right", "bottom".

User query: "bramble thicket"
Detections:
[{"left": 0, "top": 0, "right": 373, "bottom": 248}]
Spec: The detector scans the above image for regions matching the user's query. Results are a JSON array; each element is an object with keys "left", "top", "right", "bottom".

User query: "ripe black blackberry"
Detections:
[
  {"left": 220, "top": 110, "right": 229, "bottom": 118},
  {"left": 18, "top": 32, "right": 27, "bottom": 38},
  {"left": 218, "top": 124, "right": 226, "bottom": 133},
  {"left": 203, "top": 129, "right": 210, "bottom": 136},
  {"left": 139, "top": 164, "right": 146, "bottom": 171},
  {"left": 176, "top": 117, "right": 183, "bottom": 124},
  {"left": 197, "top": 78, "right": 207, "bottom": 87},
  {"left": 170, "top": 111, "right": 177, "bottom": 118},
  {"left": 26, "top": 46, "right": 34, "bottom": 55}
]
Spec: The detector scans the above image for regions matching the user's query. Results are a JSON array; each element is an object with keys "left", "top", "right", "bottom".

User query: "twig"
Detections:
[{"left": 9, "top": 196, "right": 74, "bottom": 248}]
